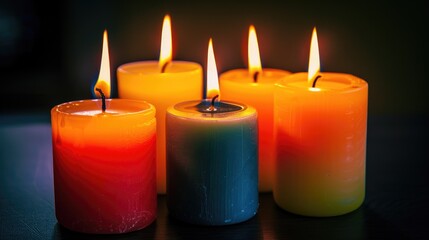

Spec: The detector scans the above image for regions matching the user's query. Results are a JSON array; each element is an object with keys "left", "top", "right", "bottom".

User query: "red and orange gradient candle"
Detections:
[{"left": 51, "top": 30, "right": 157, "bottom": 233}]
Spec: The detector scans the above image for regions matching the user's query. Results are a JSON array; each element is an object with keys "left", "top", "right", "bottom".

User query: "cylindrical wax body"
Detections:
[
  {"left": 220, "top": 68, "right": 291, "bottom": 191},
  {"left": 51, "top": 99, "right": 157, "bottom": 233},
  {"left": 274, "top": 73, "right": 368, "bottom": 217},
  {"left": 117, "top": 60, "right": 203, "bottom": 193},
  {"left": 166, "top": 100, "right": 258, "bottom": 225}
]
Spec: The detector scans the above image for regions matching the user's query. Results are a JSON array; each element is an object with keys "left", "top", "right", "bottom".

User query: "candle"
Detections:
[
  {"left": 51, "top": 30, "right": 157, "bottom": 233},
  {"left": 219, "top": 25, "right": 291, "bottom": 192},
  {"left": 117, "top": 15, "right": 203, "bottom": 193},
  {"left": 273, "top": 28, "right": 368, "bottom": 217},
  {"left": 166, "top": 39, "right": 258, "bottom": 225}
]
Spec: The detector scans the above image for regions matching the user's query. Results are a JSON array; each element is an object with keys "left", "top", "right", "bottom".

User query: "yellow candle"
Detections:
[
  {"left": 219, "top": 25, "right": 291, "bottom": 192},
  {"left": 117, "top": 15, "right": 203, "bottom": 193},
  {"left": 273, "top": 28, "right": 368, "bottom": 216}
]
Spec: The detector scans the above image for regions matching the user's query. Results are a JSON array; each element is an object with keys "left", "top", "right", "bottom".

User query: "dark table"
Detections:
[{"left": 1, "top": 113, "right": 428, "bottom": 239}]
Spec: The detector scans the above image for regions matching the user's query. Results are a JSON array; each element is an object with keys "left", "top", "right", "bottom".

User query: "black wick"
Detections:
[
  {"left": 253, "top": 71, "right": 260, "bottom": 83},
  {"left": 161, "top": 61, "right": 170, "bottom": 73},
  {"left": 209, "top": 94, "right": 219, "bottom": 111},
  {"left": 95, "top": 88, "right": 106, "bottom": 112},
  {"left": 312, "top": 75, "right": 322, "bottom": 88}
]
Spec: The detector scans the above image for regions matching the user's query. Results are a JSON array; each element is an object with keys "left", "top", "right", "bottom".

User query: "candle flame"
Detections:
[
  {"left": 308, "top": 27, "right": 320, "bottom": 86},
  {"left": 159, "top": 14, "right": 172, "bottom": 71},
  {"left": 94, "top": 29, "right": 111, "bottom": 98},
  {"left": 206, "top": 38, "right": 220, "bottom": 100},
  {"left": 248, "top": 25, "right": 262, "bottom": 77}
]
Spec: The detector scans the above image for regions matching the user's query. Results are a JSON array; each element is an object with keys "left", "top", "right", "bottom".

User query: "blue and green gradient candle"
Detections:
[{"left": 166, "top": 39, "right": 258, "bottom": 225}]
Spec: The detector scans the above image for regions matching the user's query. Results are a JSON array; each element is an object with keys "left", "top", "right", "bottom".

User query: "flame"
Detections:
[
  {"left": 206, "top": 38, "right": 220, "bottom": 100},
  {"left": 159, "top": 14, "right": 172, "bottom": 70},
  {"left": 94, "top": 29, "right": 111, "bottom": 98},
  {"left": 308, "top": 27, "right": 320, "bottom": 86},
  {"left": 248, "top": 25, "right": 262, "bottom": 76}
]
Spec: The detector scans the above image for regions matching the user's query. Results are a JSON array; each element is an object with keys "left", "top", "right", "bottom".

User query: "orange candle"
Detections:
[
  {"left": 273, "top": 28, "right": 368, "bottom": 216},
  {"left": 51, "top": 30, "right": 157, "bottom": 233},
  {"left": 117, "top": 15, "right": 203, "bottom": 193},
  {"left": 220, "top": 25, "right": 291, "bottom": 192}
]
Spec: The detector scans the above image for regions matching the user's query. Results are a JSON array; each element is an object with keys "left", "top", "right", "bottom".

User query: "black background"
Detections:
[
  {"left": 1, "top": 1, "right": 428, "bottom": 239},
  {"left": 1, "top": 0, "right": 427, "bottom": 117}
]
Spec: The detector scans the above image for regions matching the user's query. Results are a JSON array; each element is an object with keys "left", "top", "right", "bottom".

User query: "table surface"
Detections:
[{"left": 1, "top": 113, "right": 428, "bottom": 240}]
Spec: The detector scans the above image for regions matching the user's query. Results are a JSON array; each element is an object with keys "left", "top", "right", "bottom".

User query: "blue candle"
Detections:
[
  {"left": 166, "top": 100, "right": 258, "bottom": 225},
  {"left": 165, "top": 38, "right": 258, "bottom": 225}
]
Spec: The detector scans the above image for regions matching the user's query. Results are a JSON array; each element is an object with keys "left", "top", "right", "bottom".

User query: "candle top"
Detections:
[
  {"left": 117, "top": 61, "right": 202, "bottom": 74},
  {"left": 276, "top": 72, "right": 367, "bottom": 93},
  {"left": 220, "top": 68, "right": 291, "bottom": 84},
  {"left": 168, "top": 100, "right": 256, "bottom": 120},
  {"left": 191, "top": 100, "right": 243, "bottom": 113},
  {"left": 52, "top": 99, "right": 155, "bottom": 118}
]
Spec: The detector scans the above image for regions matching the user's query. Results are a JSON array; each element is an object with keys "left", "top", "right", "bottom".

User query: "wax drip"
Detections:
[
  {"left": 312, "top": 75, "right": 322, "bottom": 88},
  {"left": 253, "top": 71, "right": 260, "bottom": 83},
  {"left": 95, "top": 88, "right": 106, "bottom": 112}
]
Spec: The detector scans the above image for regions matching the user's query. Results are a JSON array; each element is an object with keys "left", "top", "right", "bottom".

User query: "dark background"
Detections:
[
  {"left": 1, "top": 1, "right": 429, "bottom": 239},
  {"left": 0, "top": 0, "right": 427, "bottom": 117}
]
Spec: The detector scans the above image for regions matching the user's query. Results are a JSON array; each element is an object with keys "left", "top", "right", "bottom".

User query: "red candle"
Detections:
[
  {"left": 51, "top": 30, "right": 157, "bottom": 233},
  {"left": 51, "top": 99, "right": 157, "bottom": 233}
]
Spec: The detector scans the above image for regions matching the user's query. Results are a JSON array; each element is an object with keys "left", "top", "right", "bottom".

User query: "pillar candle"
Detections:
[
  {"left": 273, "top": 28, "right": 368, "bottom": 217},
  {"left": 117, "top": 15, "right": 203, "bottom": 193},
  {"left": 166, "top": 39, "right": 258, "bottom": 225},
  {"left": 220, "top": 25, "right": 291, "bottom": 192},
  {"left": 51, "top": 99, "right": 157, "bottom": 233},
  {"left": 51, "top": 30, "right": 157, "bottom": 233}
]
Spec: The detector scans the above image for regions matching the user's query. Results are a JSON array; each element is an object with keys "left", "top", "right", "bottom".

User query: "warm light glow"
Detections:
[
  {"left": 206, "top": 38, "right": 220, "bottom": 100},
  {"left": 248, "top": 25, "right": 262, "bottom": 76},
  {"left": 94, "top": 30, "right": 111, "bottom": 98},
  {"left": 308, "top": 27, "right": 320, "bottom": 86},
  {"left": 159, "top": 14, "right": 172, "bottom": 70}
]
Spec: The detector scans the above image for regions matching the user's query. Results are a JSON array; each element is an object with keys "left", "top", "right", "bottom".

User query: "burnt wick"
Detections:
[
  {"left": 161, "top": 61, "right": 170, "bottom": 73},
  {"left": 253, "top": 71, "right": 260, "bottom": 83},
  {"left": 312, "top": 75, "right": 322, "bottom": 88},
  {"left": 208, "top": 95, "right": 219, "bottom": 112},
  {"left": 95, "top": 88, "right": 106, "bottom": 112}
]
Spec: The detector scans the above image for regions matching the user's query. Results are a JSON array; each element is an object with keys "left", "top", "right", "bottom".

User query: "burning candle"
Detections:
[
  {"left": 51, "top": 30, "right": 157, "bottom": 233},
  {"left": 166, "top": 39, "right": 258, "bottom": 225},
  {"left": 273, "top": 28, "right": 368, "bottom": 216},
  {"left": 117, "top": 14, "right": 203, "bottom": 193},
  {"left": 219, "top": 25, "right": 291, "bottom": 192}
]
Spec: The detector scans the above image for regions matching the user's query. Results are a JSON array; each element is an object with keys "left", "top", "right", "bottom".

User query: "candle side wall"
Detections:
[
  {"left": 166, "top": 106, "right": 259, "bottom": 225},
  {"left": 273, "top": 73, "right": 368, "bottom": 216}
]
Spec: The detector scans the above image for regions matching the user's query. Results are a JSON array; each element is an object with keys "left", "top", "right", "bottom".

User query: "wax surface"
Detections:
[
  {"left": 51, "top": 99, "right": 157, "bottom": 233},
  {"left": 117, "top": 61, "right": 203, "bottom": 193},
  {"left": 166, "top": 101, "right": 258, "bottom": 225},
  {"left": 220, "top": 68, "right": 291, "bottom": 192},
  {"left": 273, "top": 73, "right": 368, "bottom": 217}
]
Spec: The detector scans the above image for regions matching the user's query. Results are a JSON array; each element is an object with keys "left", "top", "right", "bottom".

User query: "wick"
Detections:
[
  {"left": 95, "top": 88, "right": 106, "bottom": 112},
  {"left": 253, "top": 71, "right": 260, "bottom": 83},
  {"left": 161, "top": 61, "right": 170, "bottom": 73},
  {"left": 208, "top": 95, "right": 219, "bottom": 111},
  {"left": 312, "top": 75, "right": 322, "bottom": 88}
]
